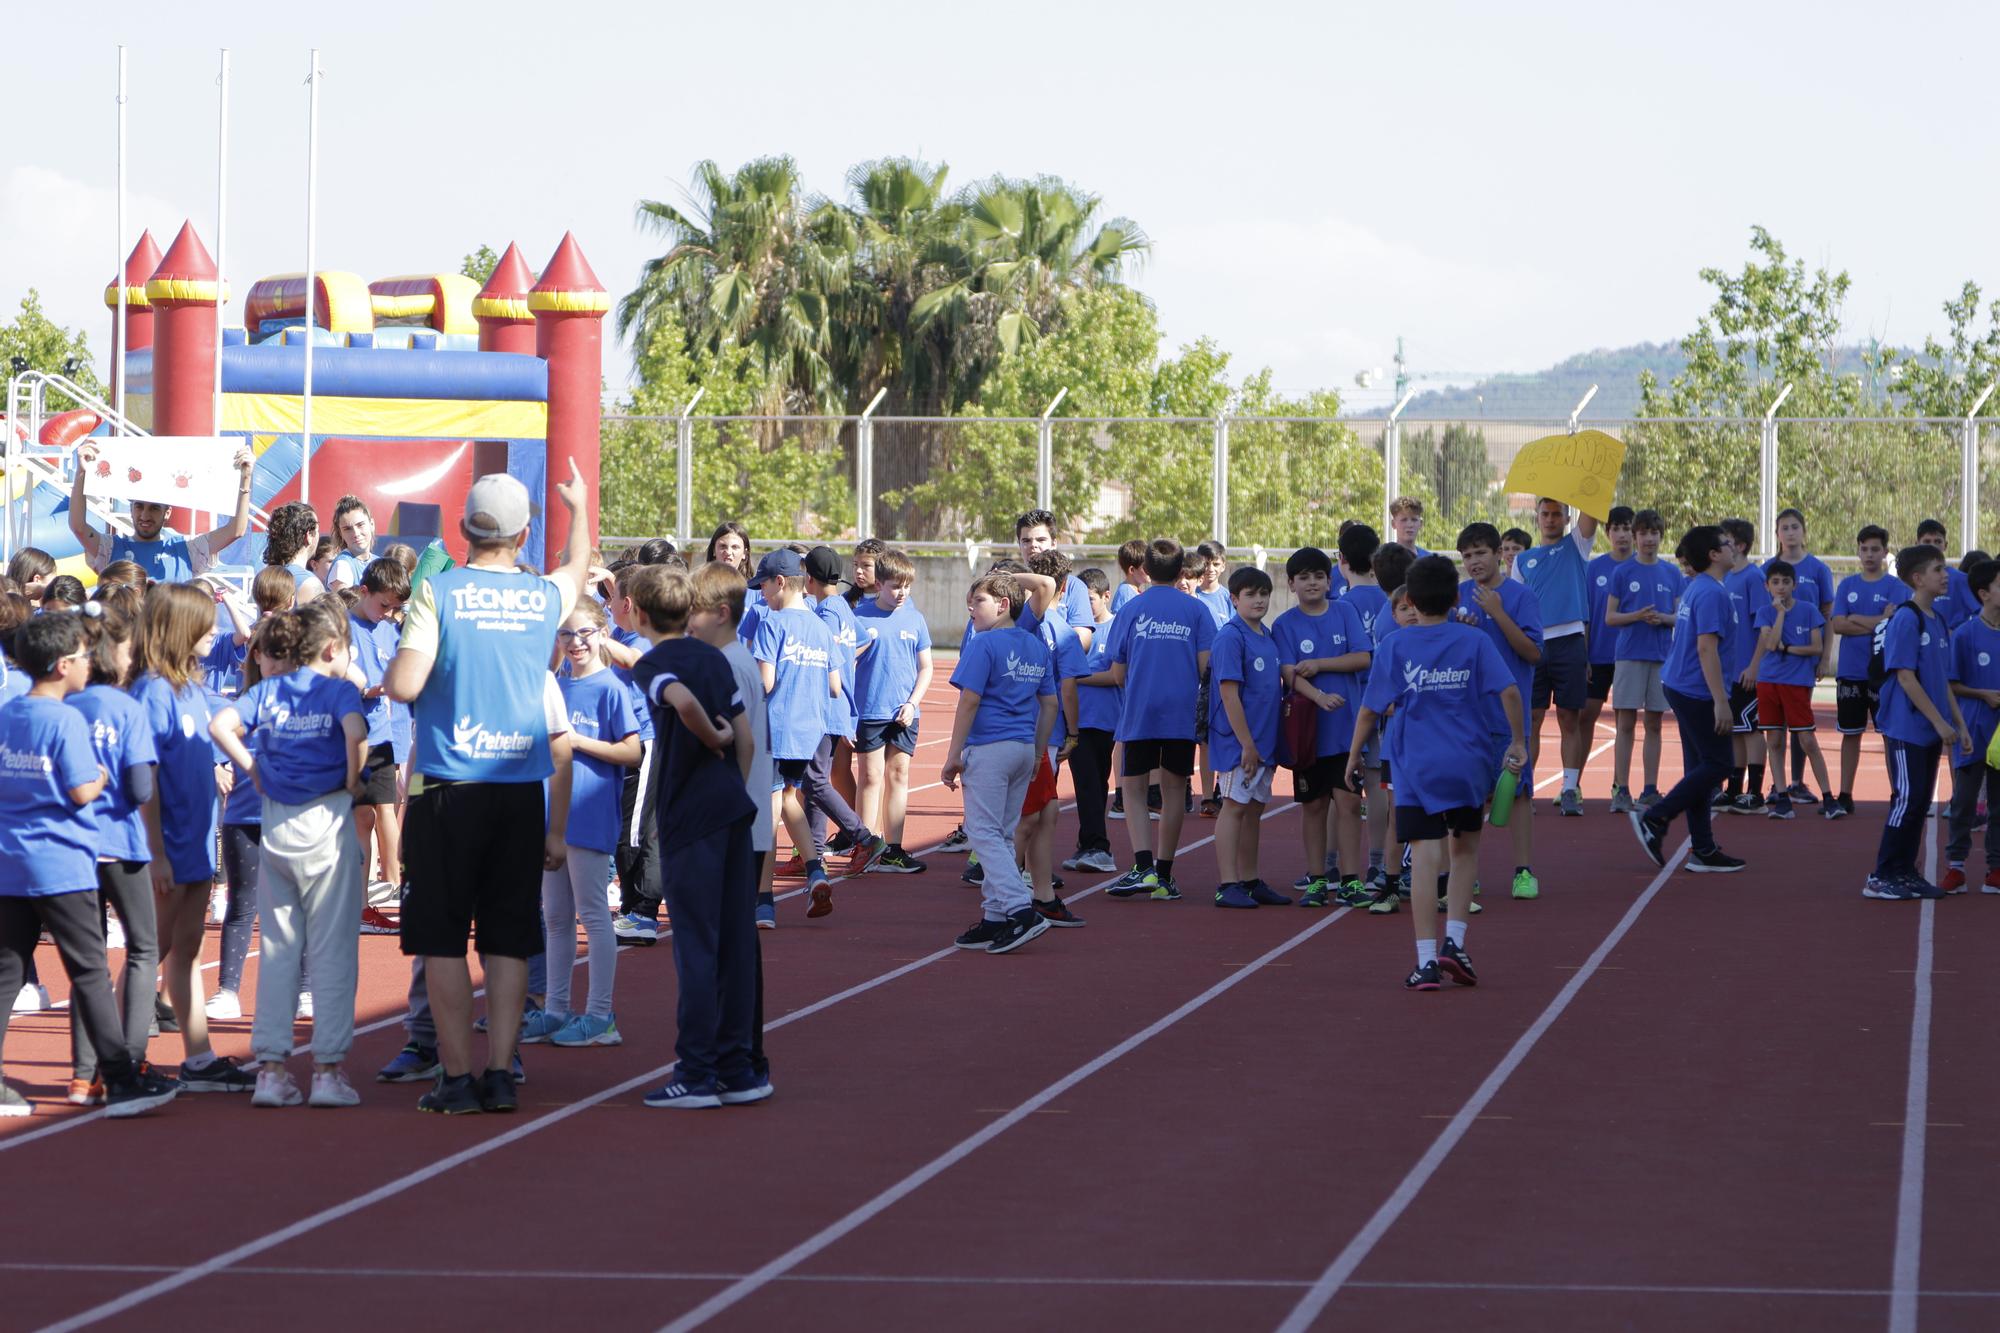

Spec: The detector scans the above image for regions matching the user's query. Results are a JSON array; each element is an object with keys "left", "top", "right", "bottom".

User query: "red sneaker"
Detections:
[
  {"left": 359, "top": 906, "right": 399, "bottom": 936},
  {"left": 1984, "top": 868, "right": 2000, "bottom": 895},
  {"left": 778, "top": 851, "right": 806, "bottom": 877},
  {"left": 67, "top": 1078, "right": 105, "bottom": 1106},
  {"left": 1940, "top": 866, "right": 1968, "bottom": 894}
]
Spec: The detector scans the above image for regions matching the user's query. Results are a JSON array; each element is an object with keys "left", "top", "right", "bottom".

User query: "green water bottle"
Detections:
[
  {"left": 1489, "top": 766, "right": 1519, "bottom": 828},
  {"left": 410, "top": 538, "right": 455, "bottom": 596}
]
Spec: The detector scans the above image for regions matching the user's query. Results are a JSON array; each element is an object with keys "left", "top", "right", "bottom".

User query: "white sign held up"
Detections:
[{"left": 80, "top": 437, "right": 243, "bottom": 514}]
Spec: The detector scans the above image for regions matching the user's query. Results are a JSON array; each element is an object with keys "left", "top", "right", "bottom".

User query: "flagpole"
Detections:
[
  {"left": 213, "top": 47, "right": 229, "bottom": 532},
  {"left": 301, "top": 49, "right": 320, "bottom": 510},
  {"left": 114, "top": 45, "right": 127, "bottom": 435}
]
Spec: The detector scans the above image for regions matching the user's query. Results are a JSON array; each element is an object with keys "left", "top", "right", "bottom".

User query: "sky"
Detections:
[{"left": 4, "top": 0, "right": 1997, "bottom": 413}]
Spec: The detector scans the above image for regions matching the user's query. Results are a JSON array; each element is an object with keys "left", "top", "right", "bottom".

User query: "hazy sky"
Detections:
[{"left": 5, "top": 0, "right": 1996, "bottom": 412}]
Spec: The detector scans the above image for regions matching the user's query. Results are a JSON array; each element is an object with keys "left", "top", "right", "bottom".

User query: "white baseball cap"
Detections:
[{"left": 464, "top": 473, "right": 531, "bottom": 539}]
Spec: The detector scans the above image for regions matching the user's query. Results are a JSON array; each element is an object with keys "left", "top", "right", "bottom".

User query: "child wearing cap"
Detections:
[
  {"left": 750, "top": 549, "right": 846, "bottom": 918},
  {"left": 802, "top": 545, "right": 884, "bottom": 874}
]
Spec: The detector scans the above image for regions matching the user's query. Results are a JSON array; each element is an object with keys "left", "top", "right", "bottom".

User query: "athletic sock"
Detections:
[
  {"left": 805, "top": 858, "right": 825, "bottom": 879},
  {"left": 1158, "top": 859, "right": 1175, "bottom": 881},
  {"left": 1747, "top": 763, "right": 1765, "bottom": 795},
  {"left": 1515, "top": 864, "right": 1530, "bottom": 876},
  {"left": 1135, "top": 850, "right": 1154, "bottom": 870},
  {"left": 1444, "top": 919, "right": 1468, "bottom": 947},
  {"left": 1368, "top": 849, "right": 1384, "bottom": 872},
  {"left": 183, "top": 1051, "right": 216, "bottom": 1071},
  {"left": 1415, "top": 938, "right": 1438, "bottom": 967},
  {"left": 1562, "top": 767, "right": 1580, "bottom": 791},
  {"left": 757, "top": 891, "right": 776, "bottom": 908},
  {"left": 1726, "top": 768, "right": 1743, "bottom": 796},
  {"left": 888, "top": 843, "right": 906, "bottom": 856}
]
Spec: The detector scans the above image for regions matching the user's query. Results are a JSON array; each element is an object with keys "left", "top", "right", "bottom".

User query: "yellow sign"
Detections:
[{"left": 1503, "top": 429, "right": 1625, "bottom": 516}]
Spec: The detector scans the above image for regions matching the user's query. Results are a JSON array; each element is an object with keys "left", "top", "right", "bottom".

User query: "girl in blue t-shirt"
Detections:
[
  {"left": 134, "top": 583, "right": 251, "bottom": 1092},
  {"left": 209, "top": 603, "right": 367, "bottom": 1108},
  {"left": 535, "top": 601, "right": 641, "bottom": 1049}
]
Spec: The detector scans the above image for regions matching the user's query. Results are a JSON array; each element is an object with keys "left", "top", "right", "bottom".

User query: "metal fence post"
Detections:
[
  {"left": 1383, "top": 391, "right": 1414, "bottom": 534},
  {"left": 675, "top": 388, "right": 702, "bottom": 547},
  {"left": 1759, "top": 383, "right": 1792, "bottom": 557},
  {"left": 1212, "top": 414, "right": 1230, "bottom": 546},
  {"left": 1965, "top": 383, "right": 1994, "bottom": 555},
  {"left": 1037, "top": 388, "right": 1066, "bottom": 514},
  {"left": 857, "top": 388, "right": 886, "bottom": 541}
]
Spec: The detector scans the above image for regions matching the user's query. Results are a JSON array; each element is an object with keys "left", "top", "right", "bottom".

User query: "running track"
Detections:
[{"left": 3, "top": 678, "right": 1995, "bottom": 1333}]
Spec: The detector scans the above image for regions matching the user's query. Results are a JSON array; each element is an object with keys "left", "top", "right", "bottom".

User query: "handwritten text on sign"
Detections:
[
  {"left": 81, "top": 437, "right": 243, "bottom": 514},
  {"left": 1502, "top": 429, "right": 1625, "bottom": 516}
]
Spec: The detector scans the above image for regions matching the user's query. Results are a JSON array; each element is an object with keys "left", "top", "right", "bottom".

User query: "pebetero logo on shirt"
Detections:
[
  {"left": 450, "top": 714, "right": 537, "bottom": 760},
  {"left": 0, "top": 742, "right": 54, "bottom": 777},
  {"left": 1130, "top": 615, "right": 1192, "bottom": 644},
  {"left": 778, "top": 638, "right": 832, "bottom": 670},
  {"left": 1002, "top": 652, "right": 1047, "bottom": 684},
  {"left": 1402, "top": 661, "right": 1472, "bottom": 694}
]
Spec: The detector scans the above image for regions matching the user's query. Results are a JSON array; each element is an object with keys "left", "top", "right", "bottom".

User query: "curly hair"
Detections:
[{"left": 264, "top": 502, "right": 321, "bottom": 567}]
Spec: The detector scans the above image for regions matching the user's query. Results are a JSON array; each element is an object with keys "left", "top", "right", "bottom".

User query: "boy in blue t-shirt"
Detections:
[
  {"left": 1828, "top": 524, "right": 1907, "bottom": 817},
  {"left": 1104, "top": 539, "right": 1217, "bottom": 902},
  {"left": 851, "top": 548, "right": 933, "bottom": 873},
  {"left": 346, "top": 557, "right": 411, "bottom": 918},
  {"left": 1583, "top": 505, "right": 1636, "bottom": 756},
  {"left": 1865, "top": 544, "right": 1969, "bottom": 899},
  {"left": 940, "top": 572, "right": 1057, "bottom": 954},
  {"left": 1349, "top": 556, "right": 1524, "bottom": 991},
  {"left": 0, "top": 615, "right": 178, "bottom": 1118},
  {"left": 1337, "top": 524, "right": 1396, "bottom": 900},
  {"left": 1773, "top": 507, "right": 1836, "bottom": 806},
  {"left": 801, "top": 545, "right": 882, "bottom": 876},
  {"left": 1603, "top": 509, "right": 1682, "bottom": 810},
  {"left": 750, "top": 549, "right": 846, "bottom": 918},
  {"left": 1272, "top": 546, "right": 1372, "bottom": 908},
  {"left": 1943, "top": 557, "right": 2000, "bottom": 890},
  {"left": 1718, "top": 517, "right": 1771, "bottom": 811},
  {"left": 1014, "top": 552, "right": 1090, "bottom": 926},
  {"left": 1455, "top": 523, "right": 1545, "bottom": 900},
  {"left": 1752, "top": 560, "right": 1834, "bottom": 819},
  {"left": 1208, "top": 567, "right": 1291, "bottom": 910},
  {"left": 1064, "top": 568, "right": 1123, "bottom": 875}
]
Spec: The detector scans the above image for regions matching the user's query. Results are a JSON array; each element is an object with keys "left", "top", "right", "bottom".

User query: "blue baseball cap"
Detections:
[{"left": 751, "top": 548, "right": 804, "bottom": 585}]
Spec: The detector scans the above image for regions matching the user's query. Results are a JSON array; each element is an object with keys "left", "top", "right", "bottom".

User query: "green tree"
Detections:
[
  {"left": 1, "top": 289, "right": 102, "bottom": 402},
  {"left": 1882, "top": 282, "right": 2000, "bottom": 420},
  {"left": 459, "top": 245, "right": 499, "bottom": 284}
]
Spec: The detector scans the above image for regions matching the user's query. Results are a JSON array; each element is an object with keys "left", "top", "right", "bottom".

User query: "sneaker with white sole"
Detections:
[
  {"left": 309, "top": 1068, "right": 361, "bottom": 1108},
  {"left": 937, "top": 824, "right": 971, "bottom": 853},
  {"left": 252, "top": 1068, "right": 304, "bottom": 1107},
  {"left": 295, "top": 991, "right": 313, "bottom": 1021},
  {"left": 11, "top": 983, "right": 50, "bottom": 1014},
  {"left": 103, "top": 1067, "right": 179, "bottom": 1119},
  {"left": 204, "top": 989, "right": 242, "bottom": 1021},
  {"left": 987, "top": 908, "right": 1050, "bottom": 954},
  {"left": 550, "top": 1013, "right": 622, "bottom": 1047},
  {"left": 0, "top": 1083, "right": 31, "bottom": 1117},
  {"left": 177, "top": 1056, "right": 254, "bottom": 1093},
  {"left": 718, "top": 1070, "right": 774, "bottom": 1105},
  {"left": 518, "top": 1008, "right": 569, "bottom": 1044},
  {"left": 642, "top": 1077, "right": 721, "bottom": 1109}
]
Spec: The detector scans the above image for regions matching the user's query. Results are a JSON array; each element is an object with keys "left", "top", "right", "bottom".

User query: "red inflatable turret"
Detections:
[
  {"left": 146, "top": 221, "right": 223, "bottom": 532},
  {"left": 530, "top": 233, "right": 606, "bottom": 551},
  {"left": 103, "top": 230, "right": 162, "bottom": 409},
  {"left": 474, "top": 242, "right": 537, "bottom": 355}
]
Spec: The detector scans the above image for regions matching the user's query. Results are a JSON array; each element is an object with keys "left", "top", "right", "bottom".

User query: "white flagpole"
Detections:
[
  {"left": 115, "top": 45, "right": 127, "bottom": 435},
  {"left": 301, "top": 49, "right": 320, "bottom": 510},
  {"left": 213, "top": 47, "right": 229, "bottom": 533}
]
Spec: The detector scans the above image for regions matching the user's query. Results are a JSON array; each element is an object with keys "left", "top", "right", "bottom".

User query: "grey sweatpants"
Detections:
[
  {"left": 962, "top": 740, "right": 1035, "bottom": 921},
  {"left": 253, "top": 792, "right": 364, "bottom": 1065}
]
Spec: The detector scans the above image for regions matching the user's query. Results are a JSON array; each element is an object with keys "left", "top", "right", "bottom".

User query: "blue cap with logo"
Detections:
[{"left": 751, "top": 548, "right": 804, "bottom": 586}]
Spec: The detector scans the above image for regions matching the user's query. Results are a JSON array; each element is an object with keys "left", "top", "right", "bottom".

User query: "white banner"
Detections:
[{"left": 80, "top": 437, "right": 242, "bottom": 513}]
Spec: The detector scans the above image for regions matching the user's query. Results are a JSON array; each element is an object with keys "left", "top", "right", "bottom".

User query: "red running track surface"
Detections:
[{"left": 3, "top": 694, "right": 1997, "bottom": 1333}]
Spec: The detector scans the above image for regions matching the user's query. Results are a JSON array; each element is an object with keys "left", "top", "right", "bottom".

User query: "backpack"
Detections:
[{"left": 1867, "top": 602, "right": 1922, "bottom": 691}]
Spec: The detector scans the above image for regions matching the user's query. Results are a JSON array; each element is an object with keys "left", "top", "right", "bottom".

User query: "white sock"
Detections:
[
  {"left": 1563, "top": 767, "right": 1581, "bottom": 791},
  {"left": 183, "top": 1050, "right": 216, "bottom": 1070},
  {"left": 1415, "top": 938, "right": 1438, "bottom": 966},
  {"left": 1445, "top": 919, "right": 1468, "bottom": 947}
]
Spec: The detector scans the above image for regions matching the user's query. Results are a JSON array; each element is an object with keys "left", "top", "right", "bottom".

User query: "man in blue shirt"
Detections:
[
  {"left": 385, "top": 464, "right": 593, "bottom": 1115},
  {"left": 66, "top": 440, "right": 256, "bottom": 583},
  {"left": 1511, "top": 497, "right": 1600, "bottom": 816}
]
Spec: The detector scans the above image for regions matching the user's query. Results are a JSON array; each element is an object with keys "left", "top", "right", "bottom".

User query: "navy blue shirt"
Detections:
[{"left": 631, "top": 637, "right": 754, "bottom": 853}]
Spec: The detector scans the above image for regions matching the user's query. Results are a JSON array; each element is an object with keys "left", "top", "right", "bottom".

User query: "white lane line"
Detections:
[
  {"left": 28, "top": 804, "right": 1306, "bottom": 1332},
  {"left": 1273, "top": 836, "right": 1693, "bottom": 1333},
  {"left": 657, "top": 902, "right": 1353, "bottom": 1333},
  {"left": 1531, "top": 737, "right": 1616, "bottom": 792},
  {"left": 1888, "top": 814, "right": 1940, "bottom": 1333}
]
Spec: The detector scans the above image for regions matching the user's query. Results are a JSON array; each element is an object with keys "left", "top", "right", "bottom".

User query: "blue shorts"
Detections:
[{"left": 855, "top": 717, "right": 919, "bottom": 755}]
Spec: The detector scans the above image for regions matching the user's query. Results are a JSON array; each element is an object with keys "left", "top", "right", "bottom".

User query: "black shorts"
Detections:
[
  {"left": 1530, "top": 633, "right": 1589, "bottom": 711},
  {"left": 1836, "top": 679, "right": 1880, "bottom": 735},
  {"left": 400, "top": 780, "right": 546, "bottom": 959},
  {"left": 855, "top": 717, "right": 919, "bottom": 755},
  {"left": 1730, "top": 683, "right": 1760, "bottom": 735},
  {"left": 1396, "top": 804, "right": 1485, "bottom": 843},
  {"left": 1586, "top": 661, "right": 1615, "bottom": 702},
  {"left": 776, "top": 757, "right": 811, "bottom": 787},
  {"left": 1123, "top": 737, "right": 1196, "bottom": 779},
  {"left": 1379, "top": 759, "right": 1392, "bottom": 788},
  {"left": 1194, "top": 674, "right": 1211, "bottom": 743},
  {"left": 1294, "top": 753, "right": 1355, "bottom": 803},
  {"left": 359, "top": 741, "right": 399, "bottom": 806}
]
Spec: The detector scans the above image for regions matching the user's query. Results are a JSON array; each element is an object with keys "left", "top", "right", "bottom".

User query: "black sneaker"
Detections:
[
  {"left": 176, "top": 1056, "right": 253, "bottom": 1093},
  {"left": 1766, "top": 793, "right": 1795, "bottom": 820},
  {"left": 1687, "top": 847, "right": 1746, "bottom": 874},
  {"left": 1786, "top": 782, "right": 1818, "bottom": 804},
  {"left": 1108, "top": 791, "right": 1126, "bottom": 820},
  {"left": 104, "top": 1067, "right": 181, "bottom": 1119},
  {"left": 1629, "top": 810, "right": 1666, "bottom": 868},
  {"left": 1840, "top": 794, "right": 1857, "bottom": 816},
  {"left": 1439, "top": 938, "right": 1479, "bottom": 986},
  {"left": 417, "top": 1071, "right": 483, "bottom": 1115},
  {"left": 1822, "top": 801, "right": 1847, "bottom": 822},
  {"left": 987, "top": 908, "right": 1050, "bottom": 955},
  {"left": 1405, "top": 960, "right": 1442, "bottom": 991},
  {"left": 1738, "top": 791, "right": 1766, "bottom": 815},
  {"left": 154, "top": 995, "right": 180, "bottom": 1034},
  {"left": 955, "top": 919, "right": 1010, "bottom": 950},
  {"left": 827, "top": 830, "right": 856, "bottom": 855},
  {"left": 1034, "top": 896, "right": 1087, "bottom": 927},
  {"left": 960, "top": 859, "right": 985, "bottom": 886},
  {"left": 477, "top": 1068, "right": 520, "bottom": 1113},
  {"left": 872, "top": 847, "right": 926, "bottom": 874}
]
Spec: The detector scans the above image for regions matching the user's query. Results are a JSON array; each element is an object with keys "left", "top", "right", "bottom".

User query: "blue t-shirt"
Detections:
[
  {"left": 1785, "top": 552, "right": 1835, "bottom": 612},
  {"left": 813, "top": 593, "right": 863, "bottom": 740},
  {"left": 1663, "top": 575, "right": 1730, "bottom": 698},
  {"left": 1371, "top": 605, "right": 1406, "bottom": 768},
  {"left": 1877, "top": 603, "right": 1953, "bottom": 747},
  {"left": 1754, "top": 601, "right": 1824, "bottom": 687},
  {"left": 1722, "top": 562, "right": 1770, "bottom": 680},
  {"left": 1513, "top": 532, "right": 1590, "bottom": 628},
  {"left": 1948, "top": 616, "right": 2000, "bottom": 768},
  {"left": 1939, "top": 566, "right": 1974, "bottom": 631},
  {"left": 202, "top": 636, "right": 246, "bottom": 696},
  {"left": 1586, "top": 551, "right": 1626, "bottom": 666},
  {"left": 1362, "top": 622, "right": 1516, "bottom": 814},
  {"left": 1034, "top": 617, "right": 1089, "bottom": 750},
  {"left": 607, "top": 624, "right": 656, "bottom": 745},
  {"left": 1832, "top": 573, "right": 1910, "bottom": 680},
  {"left": 406, "top": 567, "right": 564, "bottom": 783},
  {"left": 348, "top": 611, "right": 402, "bottom": 747},
  {"left": 1610, "top": 557, "right": 1684, "bottom": 663},
  {"left": 1455, "top": 578, "right": 1544, "bottom": 737},
  {"left": 107, "top": 531, "right": 198, "bottom": 583},
  {"left": 1271, "top": 600, "right": 1370, "bottom": 759},
  {"left": 234, "top": 669, "right": 364, "bottom": 806},
  {"left": 553, "top": 669, "right": 640, "bottom": 855},
  {"left": 950, "top": 624, "right": 1055, "bottom": 747},
  {"left": 752, "top": 604, "right": 837, "bottom": 760},
  {"left": 853, "top": 599, "right": 932, "bottom": 723},
  {"left": 330, "top": 548, "right": 379, "bottom": 588},
  {"left": 0, "top": 695, "right": 102, "bottom": 895},
  {"left": 1341, "top": 586, "right": 1390, "bottom": 650},
  {"left": 132, "top": 672, "right": 218, "bottom": 882},
  {"left": 630, "top": 636, "right": 755, "bottom": 853},
  {"left": 0, "top": 661, "right": 27, "bottom": 707},
  {"left": 223, "top": 732, "right": 261, "bottom": 827},
  {"left": 1208, "top": 616, "right": 1281, "bottom": 773},
  {"left": 1109, "top": 586, "right": 1217, "bottom": 743},
  {"left": 1111, "top": 582, "right": 1139, "bottom": 613},
  {"left": 1196, "top": 587, "right": 1231, "bottom": 629},
  {"left": 1076, "top": 619, "right": 1122, "bottom": 734},
  {"left": 69, "top": 683, "right": 157, "bottom": 863}
]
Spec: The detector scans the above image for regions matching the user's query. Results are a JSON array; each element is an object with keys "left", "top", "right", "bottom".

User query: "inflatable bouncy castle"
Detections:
[{"left": 9, "top": 225, "right": 606, "bottom": 571}]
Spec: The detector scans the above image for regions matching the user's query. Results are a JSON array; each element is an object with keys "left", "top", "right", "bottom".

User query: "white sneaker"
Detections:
[
  {"left": 365, "top": 879, "right": 399, "bottom": 907},
  {"left": 106, "top": 914, "right": 126, "bottom": 952},
  {"left": 210, "top": 886, "right": 228, "bottom": 924},
  {"left": 295, "top": 991, "right": 314, "bottom": 1021},
  {"left": 205, "top": 989, "right": 242, "bottom": 1020},
  {"left": 308, "top": 1068, "right": 360, "bottom": 1108},
  {"left": 251, "top": 1068, "right": 303, "bottom": 1108},
  {"left": 11, "top": 983, "right": 50, "bottom": 1014}
]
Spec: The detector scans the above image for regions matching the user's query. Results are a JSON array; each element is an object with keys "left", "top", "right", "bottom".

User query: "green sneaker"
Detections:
[
  {"left": 1297, "top": 876, "right": 1332, "bottom": 908},
  {"left": 1511, "top": 868, "right": 1540, "bottom": 900},
  {"left": 1107, "top": 865, "right": 1160, "bottom": 898},
  {"left": 1336, "top": 877, "right": 1371, "bottom": 908},
  {"left": 1149, "top": 877, "right": 1182, "bottom": 902}
]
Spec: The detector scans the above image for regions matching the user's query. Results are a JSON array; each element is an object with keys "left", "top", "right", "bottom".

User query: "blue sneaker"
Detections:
[
  {"left": 719, "top": 1070, "right": 774, "bottom": 1105},
  {"left": 1107, "top": 865, "right": 1160, "bottom": 898},
  {"left": 755, "top": 902, "right": 777, "bottom": 930},
  {"left": 612, "top": 912, "right": 659, "bottom": 945},
  {"left": 1245, "top": 878, "right": 1294, "bottom": 906},
  {"left": 375, "top": 1043, "right": 439, "bottom": 1084},
  {"left": 1213, "top": 882, "right": 1258, "bottom": 909},
  {"left": 550, "top": 1013, "right": 621, "bottom": 1047},
  {"left": 517, "top": 1008, "right": 568, "bottom": 1044},
  {"left": 1862, "top": 875, "right": 1917, "bottom": 900},
  {"left": 643, "top": 1077, "right": 721, "bottom": 1109}
]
